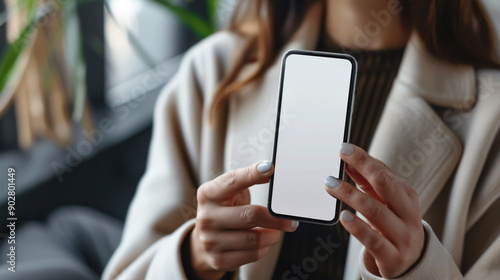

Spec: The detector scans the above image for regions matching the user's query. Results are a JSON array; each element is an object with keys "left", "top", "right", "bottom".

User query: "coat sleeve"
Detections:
[
  {"left": 359, "top": 221, "right": 463, "bottom": 280},
  {"left": 102, "top": 33, "right": 234, "bottom": 280}
]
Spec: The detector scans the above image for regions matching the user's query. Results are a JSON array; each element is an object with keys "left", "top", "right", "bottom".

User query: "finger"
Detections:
[
  {"left": 339, "top": 144, "right": 416, "bottom": 219},
  {"left": 345, "top": 162, "right": 370, "bottom": 186},
  {"left": 200, "top": 161, "right": 274, "bottom": 202},
  {"left": 345, "top": 163, "right": 383, "bottom": 204},
  {"left": 199, "top": 228, "right": 281, "bottom": 252},
  {"left": 208, "top": 246, "right": 271, "bottom": 271},
  {"left": 325, "top": 176, "right": 404, "bottom": 241},
  {"left": 339, "top": 210, "right": 397, "bottom": 266},
  {"left": 199, "top": 204, "right": 298, "bottom": 232}
]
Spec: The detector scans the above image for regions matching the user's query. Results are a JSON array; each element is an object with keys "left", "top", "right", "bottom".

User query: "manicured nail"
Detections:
[
  {"left": 341, "top": 210, "right": 354, "bottom": 222},
  {"left": 291, "top": 220, "right": 299, "bottom": 229},
  {"left": 257, "top": 160, "right": 272, "bottom": 173},
  {"left": 325, "top": 176, "right": 341, "bottom": 189},
  {"left": 340, "top": 143, "right": 354, "bottom": 156}
]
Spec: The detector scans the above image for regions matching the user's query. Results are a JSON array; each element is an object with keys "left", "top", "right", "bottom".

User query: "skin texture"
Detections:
[
  {"left": 325, "top": 144, "right": 425, "bottom": 278},
  {"left": 325, "top": 0, "right": 411, "bottom": 50},
  {"left": 188, "top": 161, "right": 298, "bottom": 280}
]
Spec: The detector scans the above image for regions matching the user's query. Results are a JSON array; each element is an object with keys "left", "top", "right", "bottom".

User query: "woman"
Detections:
[{"left": 103, "top": 0, "right": 500, "bottom": 279}]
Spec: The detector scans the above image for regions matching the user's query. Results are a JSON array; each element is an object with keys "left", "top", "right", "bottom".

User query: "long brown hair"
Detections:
[{"left": 209, "top": 0, "right": 500, "bottom": 123}]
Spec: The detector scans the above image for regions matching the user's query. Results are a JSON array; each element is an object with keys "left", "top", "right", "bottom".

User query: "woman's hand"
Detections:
[
  {"left": 189, "top": 161, "right": 298, "bottom": 280},
  {"left": 325, "top": 143, "right": 425, "bottom": 279}
]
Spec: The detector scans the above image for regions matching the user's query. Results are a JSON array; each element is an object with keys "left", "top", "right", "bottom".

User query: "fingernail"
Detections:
[
  {"left": 325, "top": 176, "right": 341, "bottom": 189},
  {"left": 341, "top": 210, "right": 354, "bottom": 222},
  {"left": 340, "top": 143, "right": 354, "bottom": 156},
  {"left": 291, "top": 220, "right": 299, "bottom": 229},
  {"left": 257, "top": 160, "right": 272, "bottom": 173}
]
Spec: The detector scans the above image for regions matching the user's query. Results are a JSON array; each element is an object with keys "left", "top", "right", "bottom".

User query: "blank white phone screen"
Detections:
[{"left": 271, "top": 53, "right": 353, "bottom": 222}]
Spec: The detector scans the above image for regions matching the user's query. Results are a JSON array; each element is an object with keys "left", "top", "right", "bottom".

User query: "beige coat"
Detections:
[{"left": 103, "top": 3, "right": 500, "bottom": 280}]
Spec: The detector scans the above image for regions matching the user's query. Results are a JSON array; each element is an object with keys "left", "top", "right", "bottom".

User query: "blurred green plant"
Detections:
[
  {"left": 149, "top": 0, "right": 219, "bottom": 38},
  {"left": 0, "top": 0, "right": 87, "bottom": 121},
  {"left": 0, "top": 13, "right": 36, "bottom": 100},
  {"left": 0, "top": 0, "right": 219, "bottom": 115},
  {"left": 0, "top": 0, "right": 38, "bottom": 102}
]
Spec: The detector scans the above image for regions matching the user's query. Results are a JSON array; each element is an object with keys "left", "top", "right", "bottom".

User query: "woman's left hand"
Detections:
[{"left": 325, "top": 143, "right": 425, "bottom": 279}]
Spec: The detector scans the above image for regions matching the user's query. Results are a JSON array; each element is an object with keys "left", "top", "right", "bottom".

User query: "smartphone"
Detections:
[{"left": 268, "top": 50, "right": 357, "bottom": 225}]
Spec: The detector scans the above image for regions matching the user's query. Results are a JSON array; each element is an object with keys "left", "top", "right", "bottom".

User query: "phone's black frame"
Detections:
[{"left": 268, "top": 49, "right": 358, "bottom": 226}]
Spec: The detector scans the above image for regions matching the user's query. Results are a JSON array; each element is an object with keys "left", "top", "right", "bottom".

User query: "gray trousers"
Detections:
[{"left": 0, "top": 206, "right": 123, "bottom": 280}]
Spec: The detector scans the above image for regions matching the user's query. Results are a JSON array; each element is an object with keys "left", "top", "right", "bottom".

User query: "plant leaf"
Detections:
[
  {"left": 19, "top": 0, "right": 37, "bottom": 15},
  {"left": 0, "top": 1, "right": 56, "bottom": 98},
  {"left": 0, "top": 17, "right": 36, "bottom": 96},
  {"left": 148, "top": 0, "right": 214, "bottom": 38},
  {"left": 206, "top": 0, "right": 218, "bottom": 29}
]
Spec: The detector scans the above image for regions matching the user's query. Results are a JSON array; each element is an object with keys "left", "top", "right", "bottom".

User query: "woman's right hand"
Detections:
[{"left": 188, "top": 160, "right": 298, "bottom": 280}]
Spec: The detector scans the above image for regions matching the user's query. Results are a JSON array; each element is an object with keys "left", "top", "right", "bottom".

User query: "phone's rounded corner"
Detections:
[
  {"left": 344, "top": 54, "right": 358, "bottom": 73},
  {"left": 331, "top": 201, "right": 343, "bottom": 225},
  {"left": 304, "top": 216, "right": 339, "bottom": 226},
  {"left": 282, "top": 49, "right": 299, "bottom": 60},
  {"left": 322, "top": 208, "right": 342, "bottom": 226},
  {"left": 267, "top": 199, "right": 279, "bottom": 218},
  {"left": 327, "top": 217, "right": 341, "bottom": 226},
  {"left": 266, "top": 202, "right": 274, "bottom": 215},
  {"left": 319, "top": 201, "right": 342, "bottom": 226},
  {"left": 319, "top": 213, "right": 341, "bottom": 226},
  {"left": 267, "top": 205, "right": 294, "bottom": 223}
]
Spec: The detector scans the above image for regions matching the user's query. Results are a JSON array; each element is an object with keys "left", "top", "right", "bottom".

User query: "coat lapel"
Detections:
[
  {"left": 345, "top": 33, "right": 478, "bottom": 280},
  {"left": 369, "top": 34, "right": 474, "bottom": 214}
]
